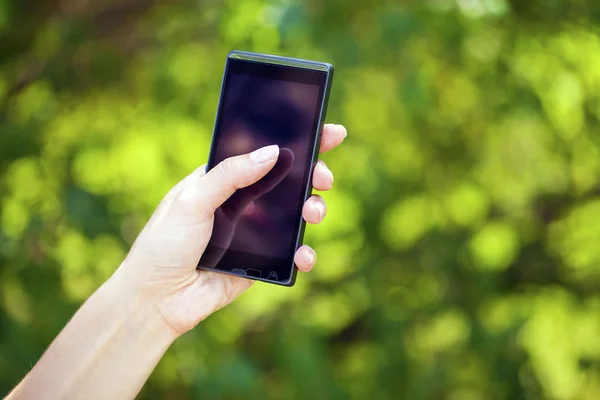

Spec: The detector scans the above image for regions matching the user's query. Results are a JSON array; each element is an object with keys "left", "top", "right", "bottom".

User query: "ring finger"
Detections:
[{"left": 302, "top": 195, "right": 326, "bottom": 224}]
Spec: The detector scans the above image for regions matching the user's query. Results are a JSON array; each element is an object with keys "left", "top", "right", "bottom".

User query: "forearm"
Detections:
[{"left": 7, "top": 270, "right": 178, "bottom": 400}]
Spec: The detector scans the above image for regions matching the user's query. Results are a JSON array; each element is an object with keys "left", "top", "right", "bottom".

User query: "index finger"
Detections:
[{"left": 319, "top": 124, "right": 347, "bottom": 153}]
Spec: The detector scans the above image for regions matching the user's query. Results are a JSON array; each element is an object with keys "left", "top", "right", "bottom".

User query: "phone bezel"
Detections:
[{"left": 197, "top": 50, "right": 334, "bottom": 287}]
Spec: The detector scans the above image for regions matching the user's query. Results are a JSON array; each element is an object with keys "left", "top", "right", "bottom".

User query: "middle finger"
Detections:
[{"left": 312, "top": 160, "right": 334, "bottom": 191}]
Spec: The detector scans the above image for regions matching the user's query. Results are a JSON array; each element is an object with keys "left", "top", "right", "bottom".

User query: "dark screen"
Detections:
[{"left": 198, "top": 58, "right": 327, "bottom": 283}]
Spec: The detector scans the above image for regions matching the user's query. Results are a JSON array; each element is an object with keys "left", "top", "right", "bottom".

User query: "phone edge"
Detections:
[
  {"left": 199, "top": 51, "right": 335, "bottom": 288},
  {"left": 284, "top": 61, "right": 334, "bottom": 287},
  {"left": 227, "top": 50, "right": 331, "bottom": 72}
]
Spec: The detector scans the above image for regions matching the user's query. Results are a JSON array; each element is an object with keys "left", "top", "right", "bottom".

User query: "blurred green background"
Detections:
[{"left": 2, "top": 0, "right": 600, "bottom": 398}]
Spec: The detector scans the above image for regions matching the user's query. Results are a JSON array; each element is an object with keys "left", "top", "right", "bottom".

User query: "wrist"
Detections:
[
  {"left": 10, "top": 266, "right": 180, "bottom": 400},
  {"left": 105, "top": 269, "right": 181, "bottom": 344}
]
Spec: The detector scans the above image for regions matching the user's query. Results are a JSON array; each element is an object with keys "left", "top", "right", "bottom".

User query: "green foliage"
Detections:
[{"left": 3, "top": 0, "right": 600, "bottom": 398}]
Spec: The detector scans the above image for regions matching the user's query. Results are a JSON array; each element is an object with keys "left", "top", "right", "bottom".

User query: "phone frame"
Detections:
[{"left": 198, "top": 50, "right": 334, "bottom": 287}]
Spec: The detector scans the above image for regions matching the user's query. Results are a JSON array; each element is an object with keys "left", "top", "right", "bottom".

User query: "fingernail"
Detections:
[
  {"left": 306, "top": 251, "right": 316, "bottom": 267},
  {"left": 250, "top": 145, "right": 279, "bottom": 164},
  {"left": 319, "top": 160, "right": 334, "bottom": 184},
  {"left": 338, "top": 124, "right": 347, "bottom": 138},
  {"left": 315, "top": 201, "right": 325, "bottom": 220}
]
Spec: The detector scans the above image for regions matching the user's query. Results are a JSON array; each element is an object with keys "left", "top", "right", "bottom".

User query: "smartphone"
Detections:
[{"left": 197, "top": 50, "right": 334, "bottom": 287}]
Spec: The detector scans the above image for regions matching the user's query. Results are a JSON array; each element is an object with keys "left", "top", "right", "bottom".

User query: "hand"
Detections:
[
  {"left": 115, "top": 124, "right": 347, "bottom": 335},
  {"left": 200, "top": 147, "right": 295, "bottom": 267}
]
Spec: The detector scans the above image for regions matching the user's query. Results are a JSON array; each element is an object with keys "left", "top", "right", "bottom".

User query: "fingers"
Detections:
[
  {"left": 222, "top": 148, "right": 294, "bottom": 218},
  {"left": 164, "top": 164, "right": 207, "bottom": 202},
  {"left": 294, "top": 245, "right": 317, "bottom": 272},
  {"left": 312, "top": 160, "right": 334, "bottom": 191},
  {"left": 302, "top": 195, "right": 327, "bottom": 224},
  {"left": 178, "top": 145, "right": 279, "bottom": 214},
  {"left": 319, "top": 124, "right": 347, "bottom": 153}
]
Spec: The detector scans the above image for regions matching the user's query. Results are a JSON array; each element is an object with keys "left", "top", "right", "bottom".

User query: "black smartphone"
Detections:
[{"left": 197, "top": 50, "right": 334, "bottom": 287}]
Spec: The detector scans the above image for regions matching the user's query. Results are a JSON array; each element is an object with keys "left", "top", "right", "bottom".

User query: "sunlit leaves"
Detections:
[
  {"left": 570, "top": 136, "right": 600, "bottom": 195},
  {"left": 437, "top": 70, "right": 481, "bottom": 126},
  {"left": 10, "top": 81, "right": 57, "bottom": 123},
  {"left": 0, "top": 276, "right": 32, "bottom": 324},
  {"left": 342, "top": 68, "right": 398, "bottom": 138},
  {"left": 462, "top": 26, "right": 504, "bottom": 64},
  {"left": 1, "top": 197, "right": 28, "bottom": 238},
  {"left": 168, "top": 44, "right": 213, "bottom": 90},
  {"left": 549, "top": 199, "right": 600, "bottom": 272},
  {"left": 406, "top": 308, "right": 471, "bottom": 357},
  {"left": 1, "top": 157, "right": 46, "bottom": 238},
  {"left": 311, "top": 235, "right": 362, "bottom": 283},
  {"left": 381, "top": 194, "right": 440, "bottom": 250},
  {"left": 477, "top": 113, "right": 569, "bottom": 211},
  {"left": 308, "top": 189, "right": 362, "bottom": 242},
  {"left": 52, "top": 230, "right": 124, "bottom": 300},
  {"left": 222, "top": 0, "right": 281, "bottom": 51},
  {"left": 334, "top": 342, "right": 385, "bottom": 398},
  {"left": 233, "top": 276, "right": 309, "bottom": 320},
  {"left": 543, "top": 71, "right": 585, "bottom": 140},
  {"left": 299, "top": 278, "right": 370, "bottom": 333},
  {"left": 469, "top": 221, "right": 519, "bottom": 271},
  {"left": 456, "top": 0, "right": 510, "bottom": 18},
  {"left": 444, "top": 181, "right": 489, "bottom": 227},
  {"left": 520, "top": 290, "right": 600, "bottom": 400},
  {"left": 3, "top": 0, "right": 600, "bottom": 398},
  {"left": 380, "top": 269, "right": 449, "bottom": 321},
  {"left": 478, "top": 294, "right": 531, "bottom": 334}
]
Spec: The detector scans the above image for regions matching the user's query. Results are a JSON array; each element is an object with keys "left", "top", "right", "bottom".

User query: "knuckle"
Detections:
[
  {"left": 218, "top": 158, "right": 234, "bottom": 175},
  {"left": 175, "top": 186, "right": 199, "bottom": 209},
  {"left": 216, "top": 160, "right": 240, "bottom": 192},
  {"left": 219, "top": 279, "right": 234, "bottom": 308}
]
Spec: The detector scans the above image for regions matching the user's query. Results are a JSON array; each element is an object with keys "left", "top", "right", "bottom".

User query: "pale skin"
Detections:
[{"left": 7, "top": 124, "right": 347, "bottom": 400}]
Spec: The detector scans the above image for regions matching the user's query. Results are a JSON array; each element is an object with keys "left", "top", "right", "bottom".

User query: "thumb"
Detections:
[
  {"left": 221, "top": 148, "right": 294, "bottom": 219},
  {"left": 177, "top": 145, "right": 280, "bottom": 214}
]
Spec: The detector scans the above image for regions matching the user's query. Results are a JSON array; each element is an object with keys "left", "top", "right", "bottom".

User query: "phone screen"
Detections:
[{"left": 198, "top": 57, "right": 328, "bottom": 283}]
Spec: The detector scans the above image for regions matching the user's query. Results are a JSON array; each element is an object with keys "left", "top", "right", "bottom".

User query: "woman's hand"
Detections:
[
  {"left": 115, "top": 124, "right": 347, "bottom": 335},
  {"left": 8, "top": 124, "right": 346, "bottom": 400}
]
